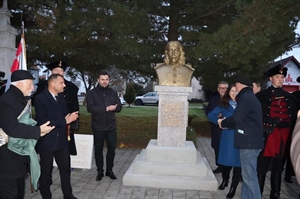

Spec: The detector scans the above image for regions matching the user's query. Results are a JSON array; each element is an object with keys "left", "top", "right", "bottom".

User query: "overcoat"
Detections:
[
  {"left": 34, "top": 79, "right": 79, "bottom": 155},
  {"left": 34, "top": 89, "right": 69, "bottom": 152},
  {"left": 206, "top": 94, "right": 222, "bottom": 149},
  {"left": 221, "top": 87, "right": 264, "bottom": 149},
  {"left": 0, "top": 85, "right": 40, "bottom": 178},
  {"left": 208, "top": 104, "right": 241, "bottom": 167}
]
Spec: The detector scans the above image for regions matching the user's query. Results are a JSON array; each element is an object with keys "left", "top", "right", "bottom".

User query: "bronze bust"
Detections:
[{"left": 154, "top": 41, "right": 194, "bottom": 87}]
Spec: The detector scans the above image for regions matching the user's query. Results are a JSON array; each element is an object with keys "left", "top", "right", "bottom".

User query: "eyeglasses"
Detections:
[{"left": 218, "top": 87, "right": 228, "bottom": 90}]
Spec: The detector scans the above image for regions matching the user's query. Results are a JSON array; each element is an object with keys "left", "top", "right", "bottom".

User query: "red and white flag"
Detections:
[
  {"left": 5, "top": 33, "right": 27, "bottom": 91},
  {"left": 10, "top": 36, "right": 27, "bottom": 72}
]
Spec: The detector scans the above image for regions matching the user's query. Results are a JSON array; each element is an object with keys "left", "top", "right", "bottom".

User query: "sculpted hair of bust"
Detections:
[{"left": 163, "top": 41, "right": 186, "bottom": 66}]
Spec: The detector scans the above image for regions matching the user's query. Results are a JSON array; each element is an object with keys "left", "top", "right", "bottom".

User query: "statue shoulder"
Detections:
[
  {"left": 154, "top": 63, "right": 166, "bottom": 69},
  {"left": 181, "top": 64, "right": 194, "bottom": 71}
]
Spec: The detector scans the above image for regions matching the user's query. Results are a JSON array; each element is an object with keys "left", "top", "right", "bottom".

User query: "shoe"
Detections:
[
  {"left": 96, "top": 173, "right": 104, "bottom": 181},
  {"left": 226, "top": 186, "right": 237, "bottom": 198},
  {"left": 284, "top": 175, "right": 293, "bottom": 183},
  {"left": 218, "top": 179, "right": 229, "bottom": 190},
  {"left": 213, "top": 166, "right": 222, "bottom": 174},
  {"left": 106, "top": 171, "right": 117, "bottom": 180}
]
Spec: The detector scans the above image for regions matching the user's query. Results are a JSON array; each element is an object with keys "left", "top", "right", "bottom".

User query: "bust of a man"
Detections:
[{"left": 154, "top": 41, "right": 194, "bottom": 87}]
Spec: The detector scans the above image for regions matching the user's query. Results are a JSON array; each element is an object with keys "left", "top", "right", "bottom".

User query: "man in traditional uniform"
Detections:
[
  {"left": 256, "top": 64, "right": 298, "bottom": 199},
  {"left": 33, "top": 61, "right": 79, "bottom": 155}
]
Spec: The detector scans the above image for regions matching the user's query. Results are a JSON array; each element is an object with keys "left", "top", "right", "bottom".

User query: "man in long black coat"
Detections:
[
  {"left": 33, "top": 61, "right": 79, "bottom": 155},
  {"left": 205, "top": 81, "right": 228, "bottom": 173},
  {"left": 0, "top": 70, "right": 54, "bottom": 199}
]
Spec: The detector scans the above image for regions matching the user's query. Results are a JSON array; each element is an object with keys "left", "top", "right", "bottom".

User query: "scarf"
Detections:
[{"left": 229, "top": 99, "right": 237, "bottom": 109}]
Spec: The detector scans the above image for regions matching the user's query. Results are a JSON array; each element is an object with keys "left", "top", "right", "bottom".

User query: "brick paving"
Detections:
[{"left": 24, "top": 137, "right": 300, "bottom": 199}]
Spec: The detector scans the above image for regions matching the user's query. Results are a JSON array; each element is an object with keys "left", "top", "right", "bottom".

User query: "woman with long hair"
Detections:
[{"left": 208, "top": 85, "right": 241, "bottom": 198}]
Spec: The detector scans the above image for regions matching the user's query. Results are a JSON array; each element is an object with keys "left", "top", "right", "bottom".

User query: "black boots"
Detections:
[
  {"left": 284, "top": 175, "right": 293, "bottom": 183},
  {"left": 258, "top": 173, "right": 266, "bottom": 195},
  {"left": 218, "top": 179, "right": 229, "bottom": 190},
  {"left": 226, "top": 185, "right": 237, "bottom": 199},
  {"left": 270, "top": 173, "right": 281, "bottom": 199},
  {"left": 213, "top": 166, "right": 223, "bottom": 174}
]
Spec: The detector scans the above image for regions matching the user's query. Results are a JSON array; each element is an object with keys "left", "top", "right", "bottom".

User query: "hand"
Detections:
[
  {"left": 298, "top": 110, "right": 300, "bottom": 118},
  {"left": 106, "top": 104, "right": 117, "bottom": 111},
  {"left": 65, "top": 111, "right": 79, "bottom": 124},
  {"left": 40, "top": 121, "right": 55, "bottom": 136},
  {"left": 217, "top": 117, "right": 226, "bottom": 129}
]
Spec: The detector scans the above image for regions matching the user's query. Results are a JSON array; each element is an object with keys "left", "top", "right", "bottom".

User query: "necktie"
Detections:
[{"left": 55, "top": 96, "right": 58, "bottom": 103}]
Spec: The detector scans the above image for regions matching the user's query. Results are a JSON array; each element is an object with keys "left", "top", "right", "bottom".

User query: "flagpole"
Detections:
[{"left": 5, "top": 21, "right": 27, "bottom": 91}]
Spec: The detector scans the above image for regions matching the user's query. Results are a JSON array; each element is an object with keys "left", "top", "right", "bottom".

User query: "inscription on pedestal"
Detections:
[{"left": 161, "top": 101, "right": 185, "bottom": 128}]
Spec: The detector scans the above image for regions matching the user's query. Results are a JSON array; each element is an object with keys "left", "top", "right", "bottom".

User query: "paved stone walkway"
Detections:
[{"left": 25, "top": 137, "right": 300, "bottom": 199}]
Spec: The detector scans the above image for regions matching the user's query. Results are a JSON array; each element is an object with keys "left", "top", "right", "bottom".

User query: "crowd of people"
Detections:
[
  {"left": 1, "top": 58, "right": 300, "bottom": 199},
  {"left": 206, "top": 64, "right": 300, "bottom": 199},
  {"left": 0, "top": 62, "right": 122, "bottom": 199}
]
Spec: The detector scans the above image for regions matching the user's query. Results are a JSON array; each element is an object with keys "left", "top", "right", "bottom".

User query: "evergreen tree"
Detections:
[
  {"left": 123, "top": 83, "right": 136, "bottom": 107},
  {"left": 7, "top": 0, "right": 300, "bottom": 91}
]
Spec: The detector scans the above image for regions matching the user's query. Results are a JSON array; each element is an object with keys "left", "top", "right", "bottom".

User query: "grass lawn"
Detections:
[{"left": 78, "top": 104, "right": 210, "bottom": 148}]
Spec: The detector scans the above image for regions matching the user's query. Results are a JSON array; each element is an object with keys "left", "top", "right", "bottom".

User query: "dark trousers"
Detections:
[
  {"left": 38, "top": 148, "right": 73, "bottom": 199},
  {"left": 222, "top": 166, "right": 242, "bottom": 187},
  {"left": 0, "top": 178, "right": 25, "bottom": 199},
  {"left": 93, "top": 129, "right": 117, "bottom": 173},
  {"left": 284, "top": 153, "right": 295, "bottom": 176},
  {"left": 257, "top": 155, "right": 285, "bottom": 174}
]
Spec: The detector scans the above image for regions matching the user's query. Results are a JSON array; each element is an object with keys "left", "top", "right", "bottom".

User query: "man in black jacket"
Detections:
[
  {"left": 0, "top": 70, "right": 54, "bottom": 199},
  {"left": 205, "top": 81, "right": 228, "bottom": 173},
  {"left": 218, "top": 75, "right": 264, "bottom": 199},
  {"left": 86, "top": 71, "right": 122, "bottom": 181}
]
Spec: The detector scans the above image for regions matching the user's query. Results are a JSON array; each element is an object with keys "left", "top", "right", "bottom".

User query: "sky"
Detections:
[{"left": 275, "top": 25, "right": 300, "bottom": 62}]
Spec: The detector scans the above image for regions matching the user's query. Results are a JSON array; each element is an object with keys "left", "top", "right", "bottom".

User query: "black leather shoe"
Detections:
[
  {"left": 218, "top": 179, "right": 229, "bottom": 190},
  {"left": 213, "top": 166, "right": 222, "bottom": 174},
  {"left": 96, "top": 173, "right": 104, "bottom": 181},
  {"left": 106, "top": 171, "right": 117, "bottom": 180},
  {"left": 284, "top": 175, "right": 293, "bottom": 183},
  {"left": 226, "top": 186, "right": 237, "bottom": 198}
]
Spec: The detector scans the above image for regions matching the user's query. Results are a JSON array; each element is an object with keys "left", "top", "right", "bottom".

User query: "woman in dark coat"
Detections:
[{"left": 208, "top": 85, "right": 241, "bottom": 198}]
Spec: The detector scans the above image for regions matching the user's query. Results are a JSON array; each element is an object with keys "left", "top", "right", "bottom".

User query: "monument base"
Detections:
[{"left": 123, "top": 139, "right": 218, "bottom": 191}]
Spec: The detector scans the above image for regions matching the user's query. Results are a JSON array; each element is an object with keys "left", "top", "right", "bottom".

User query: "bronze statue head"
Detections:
[{"left": 163, "top": 41, "right": 186, "bottom": 66}]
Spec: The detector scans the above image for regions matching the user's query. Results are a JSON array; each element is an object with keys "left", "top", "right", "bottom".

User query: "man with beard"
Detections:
[{"left": 86, "top": 71, "right": 122, "bottom": 181}]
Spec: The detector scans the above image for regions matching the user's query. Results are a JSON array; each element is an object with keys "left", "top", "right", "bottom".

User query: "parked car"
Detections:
[
  {"left": 119, "top": 97, "right": 126, "bottom": 105},
  {"left": 134, "top": 92, "right": 159, "bottom": 105}
]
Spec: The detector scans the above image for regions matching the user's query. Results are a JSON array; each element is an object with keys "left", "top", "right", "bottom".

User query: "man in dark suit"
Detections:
[
  {"left": 0, "top": 70, "right": 54, "bottom": 199},
  {"left": 34, "top": 61, "right": 79, "bottom": 155},
  {"left": 206, "top": 81, "right": 228, "bottom": 173},
  {"left": 35, "top": 74, "right": 78, "bottom": 199}
]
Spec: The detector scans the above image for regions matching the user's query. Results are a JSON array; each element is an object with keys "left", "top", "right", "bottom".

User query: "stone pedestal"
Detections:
[
  {"left": 155, "top": 86, "right": 191, "bottom": 147},
  {"left": 123, "top": 86, "right": 218, "bottom": 191},
  {"left": 0, "top": 1, "right": 18, "bottom": 78}
]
